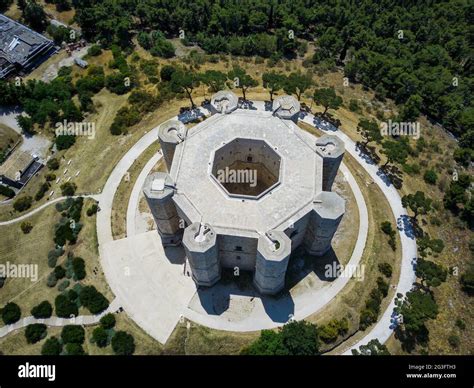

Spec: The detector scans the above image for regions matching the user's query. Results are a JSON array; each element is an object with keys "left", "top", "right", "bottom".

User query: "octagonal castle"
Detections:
[{"left": 143, "top": 92, "right": 345, "bottom": 295}]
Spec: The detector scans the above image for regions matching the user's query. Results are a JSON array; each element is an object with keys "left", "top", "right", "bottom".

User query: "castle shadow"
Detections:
[
  {"left": 195, "top": 268, "right": 295, "bottom": 324},
  {"left": 285, "top": 246, "right": 342, "bottom": 290},
  {"left": 163, "top": 245, "right": 187, "bottom": 265}
]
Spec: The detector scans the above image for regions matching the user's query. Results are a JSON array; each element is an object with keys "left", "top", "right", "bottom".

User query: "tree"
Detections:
[
  {"left": 54, "top": 294, "right": 78, "bottom": 318},
  {"left": 416, "top": 258, "right": 447, "bottom": 288},
  {"left": 352, "top": 339, "right": 391, "bottom": 355},
  {"left": 313, "top": 87, "right": 342, "bottom": 116},
  {"left": 399, "top": 290, "right": 438, "bottom": 335},
  {"left": 170, "top": 68, "right": 200, "bottom": 108},
  {"left": 41, "top": 337, "right": 62, "bottom": 355},
  {"left": 61, "top": 325, "right": 85, "bottom": 344},
  {"left": 262, "top": 72, "right": 285, "bottom": 101},
  {"left": 25, "top": 324, "right": 47, "bottom": 344},
  {"left": 112, "top": 331, "right": 135, "bottom": 355},
  {"left": 0, "top": 0, "right": 13, "bottom": 12},
  {"left": 92, "top": 326, "right": 108, "bottom": 348},
  {"left": 20, "top": 221, "right": 33, "bottom": 234},
  {"left": 100, "top": 313, "right": 116, "bottom": 329},
  {"left": 55, "top": 135, "right": 76, "bottom": 150},
  {"left": 228, "top": 66, "right": 258, "bottom": 101},
  {"left": 79, "top": 286, "right": 109, "bottom": 314},
  {"left": 23, "top": 1, "right": 47, "bottom": 32},
  {"left": 17, "top": 115, "right": 34, "bottom": 135},
  {"left": 31, "top": 301, "right": 52, "bottom": 319},
  {"left": 381, "top": 140, "right": 408, "bottom": 168},
  {"left": 1, "top": 302, "right": 21, "bottom": 324},
  {"left": 200, "top": 70, "right": 227, "bottom": 94},
  {"left": 402, "top": 191, "right": 432, "bottom": 220},
  {"left": 60, "top": 182, "right": 77, "bottom": 197},
  {"left": 283, "top": 72, "right": 313, "bottom": 101},
  {"left": 400, "top": 94, "right": 423, "bottom": 122},
  {"left": 13, "top": 196, "right": 33, "bottom": 212},
  {"left": 242, "top": 321, "right": 319, "bottom": 355},
  {"left": 357, "top": 118, "right": 382, "bottom": 146}
]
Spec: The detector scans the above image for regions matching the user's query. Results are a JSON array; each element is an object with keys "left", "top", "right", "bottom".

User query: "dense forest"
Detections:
[{"left": 68, "top": 0, "right": 473, "bottom": 140}]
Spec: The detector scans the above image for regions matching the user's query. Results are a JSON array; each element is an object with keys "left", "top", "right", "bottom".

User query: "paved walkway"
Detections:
[
  {"left": 0, "top": 298, "right": 121, "bottom": 338},
  {"left": 0, "top": 102, "right": 416, "bottom": 352},
  {"left": 0, "top": 194, "right": 102, "bottom": 226},
  {"left": 297, "top": 113, "right": 417, "bottom": 353}
]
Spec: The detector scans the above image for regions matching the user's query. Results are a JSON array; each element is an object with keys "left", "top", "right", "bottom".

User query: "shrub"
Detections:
[
  {"left": 35, "top": 182, "right": 50, "bottom": 201},
  {"left": 31, "top": 301, "right": 53, "bottom": 319},
  {"left": 359, "top": 309, "right": 377, "bottom": 330},
  {"left": 88, "top": 44, "right": 102, "bottom": 56},
  {"left": 100, "top": 313, "right": 116, "bottom": 329},
  {"left": 112, "top": 331, "right": 135, "bottom": 355},
  {"left": 65, "top": 343, "right": 85, "bottom": 355},
  {"left": 92, "top": 326, "right": 108, "bottom": 347},
  {"left": 55, "top": 135, "right": 76, "bottom": 150},
  {"left": 160, "top": 65, "right": 176, "bottom": 82},
  {"left": 0, "top": 184, "right": 15, "bottom": 198},
  {"left": 61, "top": 325, "right": 85, "bottom": 344},
  {"left": 20, "top": 221, "right": 33, "bottom": 234},
  {"left": 1, "top": 302, "right": 21, "bottom": 324},
  {"left": 448, "top": 334, "right": 460, "bottom": 348},
  {"left": 455, "top": 319, "right": 466, "bottom": 330},
  {"left": 376, "top": 277, "right": 389, "bottom": 297},
  {"left": 79, "top": 286, "right": 109, "bottom": 314},
  {"left": 423, "top": 169, "right": 438, "bottom": 185},
  {"left": 60, "top": 182, "right": 77, "bottom": 196},
  {"left": 72, "top": 257, "right": 86, "bottom": 280},
  {"left": 45, "top": 173, "right": 56, "bottom": 181},
  {"left": 46, "top": 272, "right": 58, "bottom": 288},
  {"left": 378, "top": 262, "right": 393, "bottom": 278},
  {"left": 47, "top": 158, "right": 60, "bottom": 170},
  {"left": 58, "top": 279, "right": 70, "bottom": 292},
  {"left": 41, "top": 337, "right": 62, "bottom": 355},
  {"left": 460, "top": 267, "right": 474, "bottom": 296},
  {"left": 47, "top": 248, "right": 64, "bottom": 268},
  {"left": 54, "top": 294, "right": 78, "bottom": 318},
  {"left": 86, "top": 204, "right": 98, "bottom": 216},
  {"left": 13, "top": 196, "right": 33, "bottom": 212},
  {"left": 25, "top": 324, "right": 47, "bottom": 344}
]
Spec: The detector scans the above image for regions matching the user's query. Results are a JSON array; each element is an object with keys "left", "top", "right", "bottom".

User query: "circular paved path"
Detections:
[{"left": 0, "top": 102, "right": 417, "bottom": 354}]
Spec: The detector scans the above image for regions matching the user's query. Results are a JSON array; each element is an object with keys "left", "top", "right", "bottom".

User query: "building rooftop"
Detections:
[
  {"left": 0, "top": 14, "right": 55, "bottom": 79},
  {"left": 170, "top": 110, "right": 324, "bottom": 238},
  {"left": 0, "top": 149, "right": 35, "bottom": 181}
]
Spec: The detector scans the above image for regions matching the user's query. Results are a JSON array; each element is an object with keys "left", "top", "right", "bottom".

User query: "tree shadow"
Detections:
[
  {"left": 238, "top": 99, "right": 257, "bottom": 110},
  {"left": 264, "top": 100, "right": 273, "bottom": 111},
  {"left": 355, "top": 142, "right": 381, "bottom": 165},
  {"left": 381, "top": 164, "right": 403, "bottom": 189}
]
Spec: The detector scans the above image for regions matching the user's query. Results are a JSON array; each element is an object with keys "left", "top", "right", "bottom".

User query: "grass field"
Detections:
[{"left": 0, "top": 197, "right": 112, "bottom": 325}]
